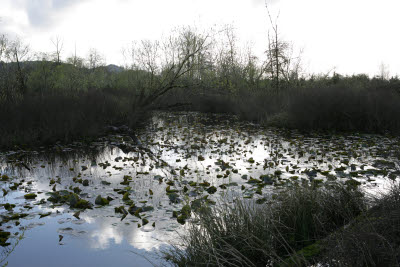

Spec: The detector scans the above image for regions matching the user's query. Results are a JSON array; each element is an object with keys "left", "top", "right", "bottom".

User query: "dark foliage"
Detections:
[
  {"left": 159, "top": 75, "right": 400, "bottom": 135},
  {"left": 0, "top": 88, "right": 142, "bottom": 148}
]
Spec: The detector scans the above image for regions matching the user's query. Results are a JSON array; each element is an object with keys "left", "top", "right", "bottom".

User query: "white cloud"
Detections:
[
  {"left": 6, "top": 0, "right": 88, "bottom": 28},
  {"left": 0, "top": 0, "right": 399, "bottom": 76}
]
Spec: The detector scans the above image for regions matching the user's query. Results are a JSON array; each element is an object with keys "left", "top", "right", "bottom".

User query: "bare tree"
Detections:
[
  {"left": 265, "top": 3, "right": 303, "bottom": 90},
  {"left": 31, "top": 52, "right": 54, "bottom": 95},
  {"left": 7, "top": 37, "right": 30, "bottom": 95},
  {"left": 243, "top": 44, "right": 266, "bottom": 90},
  {"left": 378, "top": 62, "right": 390, "bottom": 80},
  {"left": 51, "top": 36, "right": 64, "bottom": 64},
  {"left": 0, "top": 34, "right": 10, "bottom": 101},
  {"left": 87, "top": 48, "right": 104, "bottom": 69},
  {"left": 0, "top": 35, "right": 30, "bottom": 101},
  {"left": 130, "top": 27, "right": 211, "bottom": 108},
  {"left": 266, "top": 5, "right": 284, "bottom": 89},
  {"left": 215, "top": 25, "right": 241, "bottom": 92},
  {"left": 0, "top": 34, "right": 7, "bottom": 61},
  {"left": 121, "top": 41, "right": 139, "bottom": 70},
  {"left": 66, "top": 43, "right": 80, "bottom": 67},
  {"left": 66, "top": 55, "right": 84, "bottom": 68},
  {"left": 65, "top": 43, "right": 84, "bottom": 68}
]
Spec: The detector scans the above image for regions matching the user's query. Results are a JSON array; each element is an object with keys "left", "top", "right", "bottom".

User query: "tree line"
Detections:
[{"left": 0, "top": 23, "right": 400, "bottom": 148}]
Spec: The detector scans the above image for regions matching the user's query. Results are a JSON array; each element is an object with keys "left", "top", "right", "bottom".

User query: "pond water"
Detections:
[{"left": 1, "top": 112, "right": 400, "bottom": 266}]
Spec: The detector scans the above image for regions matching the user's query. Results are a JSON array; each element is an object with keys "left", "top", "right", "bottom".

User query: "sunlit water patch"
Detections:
[{"left": 1, "top": 111, "right": 399, "bottom": 266}]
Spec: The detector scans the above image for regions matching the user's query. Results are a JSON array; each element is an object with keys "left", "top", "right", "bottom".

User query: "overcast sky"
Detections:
[{"left": 0, "top": 0, "right": 399, "bottom": 76}]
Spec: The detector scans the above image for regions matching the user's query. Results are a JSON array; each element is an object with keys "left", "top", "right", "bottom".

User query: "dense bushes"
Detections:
[
  {"left": 0, "top": 88, "right": 142, "bottom": 148},
  {"left": 159, "top": 74, "right": 400, "bottom": 134},
  {"left": 286, "top": 82, "right": 400, "bottom": 133}
]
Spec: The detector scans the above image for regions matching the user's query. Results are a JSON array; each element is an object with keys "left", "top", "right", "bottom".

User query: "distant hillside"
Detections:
[
  {"left": 105, "top": 64, "right": 124, "bottom": 73},
  {"left": 0, "top": 60, "right": 125, "bottom": 73}
]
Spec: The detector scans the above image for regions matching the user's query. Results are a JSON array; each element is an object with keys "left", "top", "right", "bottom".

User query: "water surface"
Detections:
[{"left": 1, "top": 112, "right": 399, "bottom": 266}]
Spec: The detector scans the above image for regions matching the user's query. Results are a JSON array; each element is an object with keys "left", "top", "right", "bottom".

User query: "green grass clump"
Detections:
[
  {"left": 163, "top": 183, "right": 367, "bottom": 266},
  {"left": 164, "top": 181, "right": 400, "bottom": 266}
]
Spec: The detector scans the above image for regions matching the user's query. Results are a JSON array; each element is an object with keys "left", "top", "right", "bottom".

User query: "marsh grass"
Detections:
[
  {"left": 0, "top": 88, "right": 144, "bottom": 148},
  {"left": 286, "top": 84, "right": 400, "bottom": 133},
  {"left": 163, "top": 183, "right": 368, "bottom": 266},
  {"left": 160, "top": 77, "right": 400, "bottom": 134},
  {"left": 319, "top": 183, "right": 400, "bottom": 266}
]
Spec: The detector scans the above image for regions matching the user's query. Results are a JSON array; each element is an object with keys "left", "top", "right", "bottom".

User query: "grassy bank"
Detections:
[{"left": 163, "top": 183, "right": 400, "bottom": 266}]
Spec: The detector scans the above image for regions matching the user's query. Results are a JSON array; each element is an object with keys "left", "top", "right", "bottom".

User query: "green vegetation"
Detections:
[
  {"left": 163, "top": 183, "right": 400, "bottom": 266},
  {"left": 95, "top": 195, "right": 110, "bottom": 206},
  {"left": 47, "top": 190, "right": 93, "bottom": 209},
  {"left": 23, "top": 193, "right": 37, "bottom": 199},
  {"left": 0, "top": 231, "right": 11, "bottom": 247}
]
